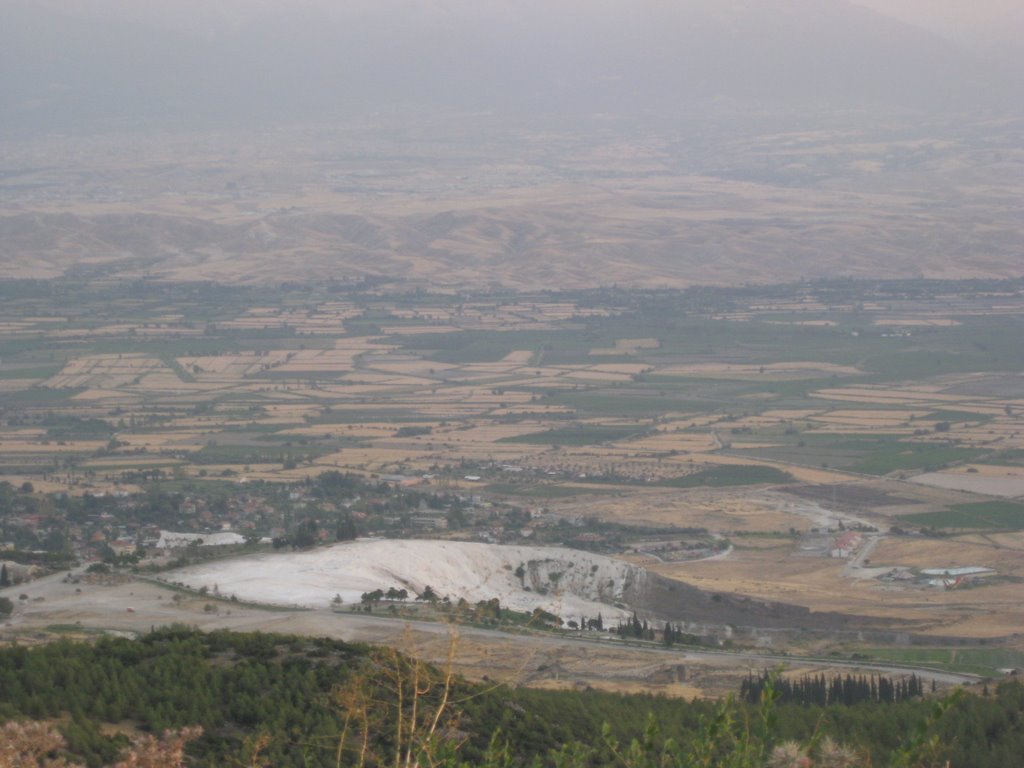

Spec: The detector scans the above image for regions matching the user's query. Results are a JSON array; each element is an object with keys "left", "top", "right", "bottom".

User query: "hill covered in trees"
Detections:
[{"left": 0, "top": 628, "right": 1021, "bottom": 766}]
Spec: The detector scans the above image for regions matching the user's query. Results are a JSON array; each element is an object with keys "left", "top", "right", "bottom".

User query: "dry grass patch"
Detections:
[
  {"left": 488, "top": 405, "right": 576, "bottom": 417},
  {"left": 762, "top": 409, "right": 825, "bottom": 420},
  {"left": 657, "top": 362, "right": 862, "bottom": 380},
  {"left": 313, "top": 448, "right": 437, "bottom": 471},
  {"left": 491, "top": 376, "right": 578, "bottom": 389},
  {"left": 586, "top": 363, "right": 652, "bottom": 375},
  {"left": 813, "top": 387, "right": 975, "bottom": 405},
  {"left": 951, "top": 464, "right": 1024, "bottom": 478},
  {"left": 626, "top": 433, "right": 718, "bottom": 453},
  {"left": 0, "top": 438, "right": 106, "bottom": 454},
  {"left": 761, "top": 319, "right": 837, "bottom": 326},
  {"left": 345, "top": 372, "right": 437, "bottom": 386},
  {"left": 179, "top": 352, "right": 290, "bottom": 378},
  {"left": 925, "top": 608, "right": 1024, "bottom": 638},
  {"left": 556, "top": 488, "right": 804, "bottom": 532},
  {"left": 500, "top": 350, "right": 535, "bottom": 364},
  {"left": 377, "top": 324, "right": 463, "bottom": 335},
  {"left": 653, "top": 555, "right": 859, "bottom": 613},
  {"left": 68, "top": 388, "right": 140, "bottom": 402},
  {"left": 83, "top": 456, "right": 186, "bottom": 468},
  {"left": 236, "top": 466, "right": 327, "bottom": 482},
  {"left": 788, "top": 466, "right": 893, "bottom": 484},
  {"left": 561, "top": 370, "right": 635, "bottom": 382},
  {"left": 0, "top": 428, "right": 47, "bottom": 439},
  {"left": 871, "top": 536, "right": 1024, "bottom": 579},
  {"left": 650, "top": 548, "right": 999, "bottom": 629},
  {"left": 275, "top": 350, "right": 362, "bottom": 374},
  {"left": 809, "top": 409, "right": 927, "bottom": 426},
  {"left": 805, "top": 426, "right": 918, "bottom": 436},
  {"left": 529, "top": 679, "right": 705, "bottom": 699},
  {"left": 0, "top": 379, "right": 48, "bottom": 391},
  {"left": 454, "top": 362, "right": 521, "bottom": 376},
  {"left": 365, "top": 360, "right": 457, "bottom": 375},
  {"left": 665, "top": 452, "right": 780, "bottom": 468},
  {"left": 390, "top": 308, "right": 456, "bottom": 321},
  {"left": 415, "top": 386, "right": 533, "bottom": 405},
  {"left": 590, "top": 338, "right": 660, "bottom": 355},
  {"left": 872, "top": 318, "right": 962, "bottom": 326},
  {"left": 909, "top": 470, "right": 1024, "bottom": 498},
  {"left": 333, "top": 337, "right": 397, "bottom": 352},
  {"left": 187, "top": 463, "right": 280, "bottom": 479},
  {"left": 428, "top": 423, "right": 557, "bottom": 443},
  {"left": 45, "top": 354, "right": 171, "bottom": 389},
  {"left": 510, "top": 365, "right": 575, "bottom": 378}
]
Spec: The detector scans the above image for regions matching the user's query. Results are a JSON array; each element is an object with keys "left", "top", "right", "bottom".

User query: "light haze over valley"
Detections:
[
  {"left": 1, "top": 0, "right": 1021, "bottom": 289},
  {"left": 1, "top": 3, "right": 1023, "bottom": 766}
]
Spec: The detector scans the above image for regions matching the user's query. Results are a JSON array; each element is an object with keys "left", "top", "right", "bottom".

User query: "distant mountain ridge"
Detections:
[
  {"left": 2, "top": 198, "right": 1019, "bottom": 289},
  {"left": 3, "top": 1, "right": 1020, "bottom": 289}
]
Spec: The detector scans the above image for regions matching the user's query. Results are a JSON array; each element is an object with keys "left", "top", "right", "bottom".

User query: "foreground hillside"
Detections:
[{"left": 0, "top": 628, "right": 1021, "bottom": 767}]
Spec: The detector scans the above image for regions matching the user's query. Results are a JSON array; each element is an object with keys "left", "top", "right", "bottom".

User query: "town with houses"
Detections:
[{"left": 0, "top": 465, "right": 989, "bottom": 596}]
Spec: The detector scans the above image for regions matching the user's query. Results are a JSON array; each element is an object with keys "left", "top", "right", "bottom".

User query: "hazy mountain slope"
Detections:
[
  {"left": 2, "top": 179, "right": 1019, "bottom": 288},
  {"left": 853, "top": 0, "right": 1024, "bottom": 70}
]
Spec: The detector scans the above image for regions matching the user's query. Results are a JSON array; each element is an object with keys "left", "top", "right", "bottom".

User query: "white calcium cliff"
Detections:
[{"left": 167, "top": 539, "right": 644, "bottom": 623}]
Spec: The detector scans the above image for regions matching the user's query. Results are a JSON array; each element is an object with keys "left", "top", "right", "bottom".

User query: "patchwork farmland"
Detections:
[{"left": 2, "top": 277, "right": 1023, "bottom": 689}]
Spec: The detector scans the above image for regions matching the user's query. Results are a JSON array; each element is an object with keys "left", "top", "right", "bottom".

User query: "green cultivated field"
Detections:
[
  {"left": 483, "top": 483, "right": 618, "bottom": 498},
  {"left": 498, "top": 424, "right": 647, "bottom": 445},
  {"left": 902, "top": 501, "right": 1024, "bottom": 531},
  {"left": 851, "top": 444, "right": 985, "bottom": 475},
  {"left": 731, "top": 436, "right": 985, "bottom": 475},
  {"left": 860, "top": 646, "right": 1024, "bottom": 677},
  {"left": 661, "top": 464, "right": 795, "bottom": 488}
]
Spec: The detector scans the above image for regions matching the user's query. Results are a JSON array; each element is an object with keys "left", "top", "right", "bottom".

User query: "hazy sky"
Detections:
[
  {"left": 33, "top": 0, "right": 1024, "bottom": 54},
  {"left": 37, "top": 0, "right": 1024, "bottom": 30},
  {"left": 6, "top": 0, "right": 1020, "bottom": 136},
  {"left": 42, "top": 0, "right": 1024, "bottom": 62}
]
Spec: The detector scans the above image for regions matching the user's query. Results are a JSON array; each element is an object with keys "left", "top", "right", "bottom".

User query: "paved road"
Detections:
[{"left": 314, "top": 610, "right": 982, "bottom": 686}]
